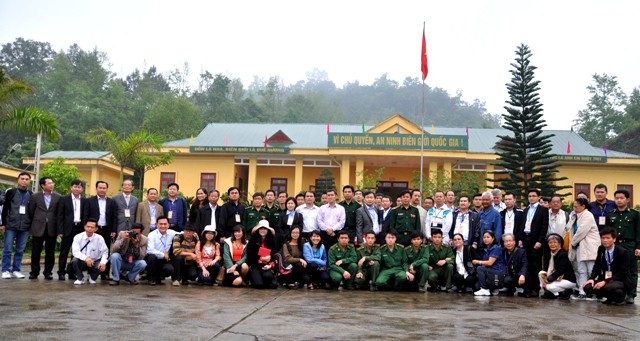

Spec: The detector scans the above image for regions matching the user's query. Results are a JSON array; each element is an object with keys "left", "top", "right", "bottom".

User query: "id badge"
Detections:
[
  {"left": 19, "top": 205, "right": 26, "bottom": 215},
  {"left": 168, "top": 211, "right": 173, "bottom": 219},
  {"left": 235, "top": 214, "right": 241, "bottom": 223},
  {"left": 124, "top": 209, "right": 131, "bottom": 218},
  {"left": 525, "top": 222, "right": 531, "bottom": 230},
  {"left": 432, "top": 220, "right": 438, "bottom": 227},
  {"left": 506, "top": 222, "right": 512, "bottom": 229},
  {"left": 287, "top": 216, "right": 293, "bottom": 226},
  {"left": 599, "top": 216, "right": 606, "bottom": 225},
  {"left": 605, "top": 271, "right": 612, "bottom": 279}
]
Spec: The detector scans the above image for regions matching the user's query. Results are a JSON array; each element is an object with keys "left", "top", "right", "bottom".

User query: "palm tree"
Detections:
[
  {"left": 85, "top": 128, "right": 174, "bottom": 186},
  {"left": 0, "top": 67, "right": 60, "bottom": 140}
]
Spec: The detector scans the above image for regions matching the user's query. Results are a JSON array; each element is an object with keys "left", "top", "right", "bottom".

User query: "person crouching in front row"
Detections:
[
  {"left": 583, "top": 227, "right": 633, "bottom": 305},
  {"left": 538, "top": 233, "right": 576, "bottom": 299},
  {"left": 172, "top": 224, "right": 199, "bottom": 286},
  {"left": 71, "top": 218, "right": 108, "bottom": 285},
  {"left": 109, "top": 223, "right": 147, "bottom": 286}
]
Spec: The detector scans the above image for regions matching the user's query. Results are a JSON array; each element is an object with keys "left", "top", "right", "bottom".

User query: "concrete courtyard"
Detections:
[{"left": 1, "top": 278, "right": 639, "bottom": 340}]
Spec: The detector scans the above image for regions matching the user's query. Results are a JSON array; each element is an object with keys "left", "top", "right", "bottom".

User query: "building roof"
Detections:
[
  {"left": 39, "top": 151, "right": 112, "bottom": 159},
  {"left": 165, "top": 119, "right": 638, "bottom": 158}
]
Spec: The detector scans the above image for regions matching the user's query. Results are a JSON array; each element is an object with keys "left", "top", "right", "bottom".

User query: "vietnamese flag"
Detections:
[
  {"left": 421, "top": 25, "right": 428, "bottom": 80},
  {"left": 263, "top": 135, "right": 268, "bottom": 148},
  {"left": 566, "top": 141, "right": 571, "bottom": 154},
  {"left": 326, "top": 123, "right": 330, "bottom": 134}
]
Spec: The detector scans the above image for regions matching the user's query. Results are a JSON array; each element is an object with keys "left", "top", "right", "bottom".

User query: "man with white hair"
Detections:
[
  {"left": 478, "top": 191, "right": 503, "bottom": 248},
  {"left": 491, "top": 188, "right": 506, "bottom": 212}
]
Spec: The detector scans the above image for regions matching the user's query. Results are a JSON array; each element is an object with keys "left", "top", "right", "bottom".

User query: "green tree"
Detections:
[
  {"left": 574, "top": 73, "right": 628, "bottom": 147},
  {"left": 41, "top": 157, "right": 81, "bottom": 195},
  {"left": 356, "top": 167, "right": 384, "bottom": 190},
  {"left": 143, "top": 95, "right": 204, "bottom": 140},
  {"left": 85, "top": 128, "right": 173, "bottom": 186},
  {"left": 0, "top": 66, "right": 60, "bottom": 140},
  {"left": 492, "top": 44, "right": 569, "bottom": 201},
  {"left": 625, "top": 87, "right": 640, "bottom": 121}
]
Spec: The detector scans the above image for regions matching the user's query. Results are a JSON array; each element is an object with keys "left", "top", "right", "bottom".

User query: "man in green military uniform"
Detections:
[
  {"left": 405, "top": 231, "right": 430, "bottom": 293},
  {"left": 375, "top": 230, "right": 409, "bottom": 291},
  {"left": 328, "top": 230, "right": 358, "bottom": 289},
  {"left": 340, "top": 185, "right": 361, "bottom": 244},
  {"left": 390, "top": 190, "right": 421, "bottom": 246},
  {"left": 606, "top": 189, "right": 640, "bottom": 304},
  {"left": 354, "top": 231, "right": 381, "bottom": 291},
  {"left": 243, "top": 192, "right": 270, "bottom": 235},
  {"left": 264, "top": 189, "right": 281, "bottom": 230},
  {"left": 427, "top": 229, "right": 454, "bottom": 292}
]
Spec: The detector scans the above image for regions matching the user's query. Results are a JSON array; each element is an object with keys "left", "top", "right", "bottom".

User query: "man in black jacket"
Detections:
[
  {"left": 501, "top": 233, "right": 528, "bottom": 296},
  {"left": 56, "top": 179, "right": 86, "bottom": 280},
  {"left": 82, "top": 180, "right": 117, "bottom": 280},
  {"left": 1, "top": 172, "right": 33, "bottom": 279},
  {"left": 584, "top": 227, "right": 632, "bottom": 305},
  {"left": 501, "top": 192, "right": 524, "bottom": 243},
  {"left": 218, "top": 187, "right": 246, "bottom": 242},
  {"left": 518, "top": 189, "right": 549, "bottom": 297},
  {"left": 195, "top": 190, "right": 221, "bottom": 236}
]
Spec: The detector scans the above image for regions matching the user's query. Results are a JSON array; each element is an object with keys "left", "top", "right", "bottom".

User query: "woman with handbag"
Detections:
[
  {"left": 539, "top": 233, "right": 576, "bottom": 299},
  {"left": 451, "top": 233, "right": 478, "bottom": 293},
  {"left": 567, "top": 197, "right": 600, "bottom": 300},
  {"left": 473, "top": 231, "right": 505, "bottom": 296},
  {"left": 280, "top": 225, "right": 308, "bottom": 288},
  {"left": 245, "top": 220, "right": 278, "bottom": 289}
]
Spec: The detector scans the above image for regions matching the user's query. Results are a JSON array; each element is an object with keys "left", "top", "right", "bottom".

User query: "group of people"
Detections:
[{"left": 1, "top": 173, "right": 637, "bottom": 306}]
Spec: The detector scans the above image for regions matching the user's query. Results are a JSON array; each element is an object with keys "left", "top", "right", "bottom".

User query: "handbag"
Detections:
[
  {"left": 563, "top": 231, "right": 571, "bottom": 251},
  {"left": 274, "top": 252, "right": 292, "bottom": 276}
]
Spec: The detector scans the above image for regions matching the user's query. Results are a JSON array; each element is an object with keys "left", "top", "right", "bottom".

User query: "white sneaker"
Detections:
[
  {"left": 474, "top": 288, "right": 491, "bottom": 296},
  {"left": 88, "top": 278, "right": 97, "bottom": 284},
  {"left": 2, "top": 271, "right": 11, "bottom": 279},
  {"left": 74, "top": 279, "right": 84, "bottom": 285},
  {"left": 12, "top": 271, "right": 25, "bottom": 279}
]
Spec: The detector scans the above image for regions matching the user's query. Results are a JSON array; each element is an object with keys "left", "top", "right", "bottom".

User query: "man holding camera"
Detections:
[{"left": 109, "top": 223, "right": 148, "bottom": 285}]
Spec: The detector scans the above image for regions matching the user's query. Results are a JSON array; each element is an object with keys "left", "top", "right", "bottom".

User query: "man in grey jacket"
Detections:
[{"left": 112, "top": 179, "right": 139, "bottom": 233}]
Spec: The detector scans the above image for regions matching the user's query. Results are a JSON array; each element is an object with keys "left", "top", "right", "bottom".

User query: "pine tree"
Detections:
[{"left": 492, "top": 44, "right": 570, "bottom": 202}]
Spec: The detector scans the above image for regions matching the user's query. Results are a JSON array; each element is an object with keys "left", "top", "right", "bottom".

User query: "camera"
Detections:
[{"left": 128, "top": 230, "right": 137, "bottom": 238}]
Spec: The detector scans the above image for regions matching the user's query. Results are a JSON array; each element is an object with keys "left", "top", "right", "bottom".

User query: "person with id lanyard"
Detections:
[
  {"left": 135, "top": 188, "right": 164, "bottom": 236},
  {"left": 500, "top": 193, "right": 523, "bottom": 244},
  {"left": 1, "top": 172, "right": 33, "bottom": 279},
  {"left": 70, "top": 218, "right": 109, "bottom": 285},
  {"left": 519, "top": 189, "right": 548, "bottom": 298},
  {"left": 583, "top": 227, "right": 633, "bottom": 305},
  {"left": 219, "top": 187, "right": 246, "bottom": 242},
  {"left": 159, "top": 182, "right": 188, "bottom": 232},
  {"left": 447, "top": 195, "right": 480, "bottom": 247},
  {"left": 424, "top": 191, "right": 452, "bottom": 242},
  {"left": 112, "top": 179, "right": 139, "bottom": 234},
  {"left": 589, "top": 184, "right": 615, "bottom": 232}
]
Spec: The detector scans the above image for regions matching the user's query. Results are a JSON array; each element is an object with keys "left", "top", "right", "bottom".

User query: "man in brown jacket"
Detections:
[{"left": 28, "top": 176, "right": 61, "bottom": 280}]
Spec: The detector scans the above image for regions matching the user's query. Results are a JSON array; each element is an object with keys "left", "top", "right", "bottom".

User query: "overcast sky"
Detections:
[{"left": 1, "top": 0, "right": 638, "bottom": 130}]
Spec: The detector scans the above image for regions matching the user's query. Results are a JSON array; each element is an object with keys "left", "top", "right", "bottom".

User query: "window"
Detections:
[
  {"left": 200, "top": 173, "right": 216, "bottom": 193},
  {"left": 617, "top": 184, "right": 634, "bottom": 206},
  {"left": 574, "top": 183, "right": 590, "bottom": 199},
  {"left": 271, "top": 178, "right": 287, "bottom": 194},
  {"left": 160, "top": 172, "right": 176, "bottom": 191}
]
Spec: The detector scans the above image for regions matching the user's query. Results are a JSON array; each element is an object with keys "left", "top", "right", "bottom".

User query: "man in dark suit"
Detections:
[
  {"left": 83, "top": 180, "right": 117, "bottom": 280},
  {"left": 28, "top": 176, "right": 61, "bottom": 280},
  {"left": 195, "top": 190, "right": 221, "bottom": 236},
  {"left": 447, "top": 196, "right": 480, "bottom": 248},
  {"left": 378, "top": 195, "right": 393, "bottom": 245},
  {"left": 355, "top": 191, "right": 381, "bottom": 245},
  {"left": 518, "top": 189, "right": 549, "bottom": 297},
  {"left": 584, "top": 227, "right": 632, "bottom": 305},
  {"left": 501, "top": 192, "right": 524, "bottom": 243},
  {"left": 56, "top": 179, "right": 86, "bottom": 280},
  {"left": 112, "top": 179, "right": 139, "bottom": 234}
]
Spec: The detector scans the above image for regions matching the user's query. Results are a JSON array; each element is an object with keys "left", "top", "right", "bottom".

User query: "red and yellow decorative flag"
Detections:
[{"left": 421, "top": 25, "right": 428, "bottom": 80}]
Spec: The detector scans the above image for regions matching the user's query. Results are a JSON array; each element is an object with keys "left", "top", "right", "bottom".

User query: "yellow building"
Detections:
[
  {"left": 0, "top": 161, "right": 34, "bottom": 187},
  {"left": 139, "top": 115, "right": 640, "bottom": 204},
  {"left": 23, "top": 151, "right": 134, "bottom": 196}
]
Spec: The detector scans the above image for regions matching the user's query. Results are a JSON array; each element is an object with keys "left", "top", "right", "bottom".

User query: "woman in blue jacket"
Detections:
[{"left": 302, "top": 230, "right": 330, "bottom": 289}]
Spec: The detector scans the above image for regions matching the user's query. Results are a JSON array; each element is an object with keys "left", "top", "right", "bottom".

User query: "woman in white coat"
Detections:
[{"left": 567, "top": 197, "right": 600, "bottom": 300}]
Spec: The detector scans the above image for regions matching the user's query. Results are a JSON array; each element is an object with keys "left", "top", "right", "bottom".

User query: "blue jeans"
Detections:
[
  {"left": 2, "top": 229, "right": 29, "bottom": 272},
  {"left": 110, "top": 253, "right": 147, "bottom": 281}
]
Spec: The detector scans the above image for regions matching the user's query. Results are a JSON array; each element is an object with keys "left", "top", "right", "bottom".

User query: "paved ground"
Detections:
[{"left": 1, "top": 278, "right": 639, "bottom": 340}]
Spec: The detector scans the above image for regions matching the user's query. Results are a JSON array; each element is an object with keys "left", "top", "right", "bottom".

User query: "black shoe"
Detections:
[
  {"left": 610, "top": 300, "right": 626, "bottom": 306},
  {"left": 68, "top": 274, "right": 77, "bottom": 280},
  {"left": 541, "top": 291, "right": 557, "bottom": 299},
  {"left": 418, "top": 287, "right": 426, "bottom": 293},
  {"left": 109, "top": 280, "right": 120, "bottom": 286},
  {"left": 28, "top": 274, "right": 38, "bottom": 280},
  {"left": 58, "top": 274, "right": 66, "bottom": 281},
  {"left": 148, "top": 280, "right": 156, "bottom": 286},
  {"left": 371, "top": 285, "right": 378, "bottom": 292},
  {"left": 100, "top": 274, "right": 108, "bottom": 281},
  {"left": 44, "top": 274, "right": 53, "bottom": 280},
  {"left": 625, "top": 295, "right": 635, "bottom": 304}
]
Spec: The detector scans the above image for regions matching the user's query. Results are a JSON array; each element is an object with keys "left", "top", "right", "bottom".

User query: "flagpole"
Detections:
[{"left": 419, "top": 21, "right": 426, "bottom": 192}]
